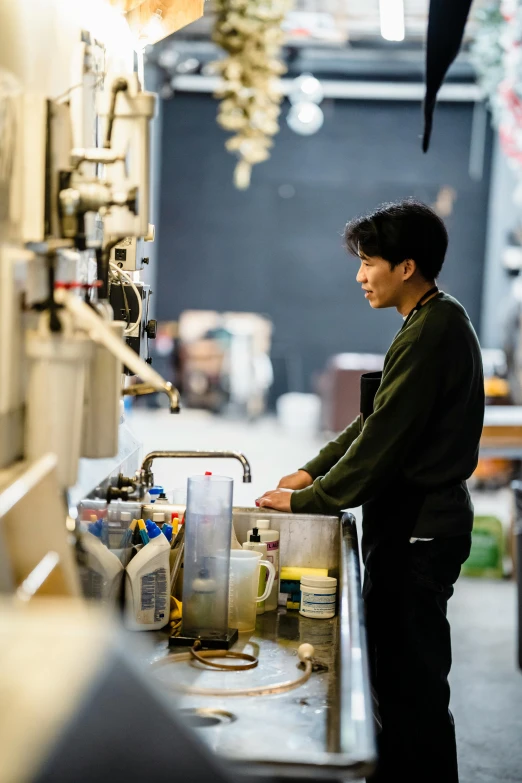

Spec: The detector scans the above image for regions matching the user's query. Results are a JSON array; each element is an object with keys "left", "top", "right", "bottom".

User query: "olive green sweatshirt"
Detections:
[{"left": 291, "top": 293, "right": 485, "bottom": 538}]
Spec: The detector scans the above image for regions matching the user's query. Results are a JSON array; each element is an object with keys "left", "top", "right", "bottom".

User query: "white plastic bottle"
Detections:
[
  {"left": 145, "top": 486, "right": 164, "bottom": 503},
  {"left": 125, "top": 520, "right": 170, "bottom": 631},
  {"left": 247, "top": 519, "right": 279, "bottom": 611},
  {"left": 80, "top": 530, "right": 124, "bottom": 605},
  {"left": 242, "top": 528, "right": 269, "bottom": 614}
]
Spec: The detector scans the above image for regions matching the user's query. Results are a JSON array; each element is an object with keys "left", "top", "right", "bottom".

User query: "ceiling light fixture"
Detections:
[
  {"left": 379, "top": 0, "right": 405, "bottom": 42},
  {"left": 287, "top": 102, "right": 324, "bottom": 136}
]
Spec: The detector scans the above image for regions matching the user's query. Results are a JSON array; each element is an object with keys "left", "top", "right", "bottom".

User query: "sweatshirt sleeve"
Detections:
[
  {"left": 291, "top": 336, "right": 442, "bottom": 516},
  {"left": 299, "top": 416, "right": 362, "bottom": 480}
]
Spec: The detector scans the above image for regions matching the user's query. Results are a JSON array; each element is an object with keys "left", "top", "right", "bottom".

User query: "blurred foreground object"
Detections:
[
  {"left": 0, "top": 598, "right": 235, "bottom": 783},
  {"left": 110, "top": 0, "right": 204, "bottom": 45},
  {"left": 0, "top": 454, "right": 80, "bottom": 597}
]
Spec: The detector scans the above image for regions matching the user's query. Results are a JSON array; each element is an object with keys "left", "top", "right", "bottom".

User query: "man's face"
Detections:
[{"left": 356, "top": 253, "right": 405, "bottom": 309}]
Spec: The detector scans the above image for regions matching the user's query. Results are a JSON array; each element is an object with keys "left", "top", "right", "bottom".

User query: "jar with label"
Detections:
[{"left": 300, "top": 575, "right": 337, "bottom": 619}]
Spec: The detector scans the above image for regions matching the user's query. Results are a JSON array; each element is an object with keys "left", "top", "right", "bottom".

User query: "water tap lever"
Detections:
[
  {"left": 122, "top": 382, "right": 181, "bottom": 414},
  {"left": 140, "top": 450, "right": 252, "bottom": 488}
]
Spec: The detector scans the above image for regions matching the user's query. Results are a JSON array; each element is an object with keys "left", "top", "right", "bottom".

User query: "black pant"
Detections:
[{"left": 364, "top": 534, "right": 472, "bottom": 783}]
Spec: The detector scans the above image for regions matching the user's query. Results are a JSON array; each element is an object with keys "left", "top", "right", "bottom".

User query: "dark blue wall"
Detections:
[{"left": 156, "top": 93, "right": 492, "bottom": 396}]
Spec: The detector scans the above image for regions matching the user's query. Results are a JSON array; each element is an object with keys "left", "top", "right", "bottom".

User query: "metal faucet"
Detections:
[
  {"left": 140, "top": 450, "right": 252, "bottom": 488},
  {"left": 122, "top": 382, "right": 181, "bottom": 413}
]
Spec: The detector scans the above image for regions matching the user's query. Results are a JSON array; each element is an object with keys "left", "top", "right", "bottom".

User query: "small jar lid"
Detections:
[
  {"left": 152, "top": 512, "right": 165, "bottom": 523},
  {"left": 301, "top": 575, "right": 337, "bottom": 588},
  {"left": 120, "top": 511, "right": 132, "bottom": 522},
  {"left": 256, "top": 519, "right": 270, "bottom": 528}
]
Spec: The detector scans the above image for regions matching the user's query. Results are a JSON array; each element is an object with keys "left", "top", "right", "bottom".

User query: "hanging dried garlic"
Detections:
[{"left": 212, "top": 0, "right": 292, "bottom": 189}]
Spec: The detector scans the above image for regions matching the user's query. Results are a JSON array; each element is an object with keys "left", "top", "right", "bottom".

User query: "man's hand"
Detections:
[
  {"left": 277, "top": 470, "right": 313, "bottom": 490},
  {"left": 256, "top": 488, "right": 294, "bottom": 512}
]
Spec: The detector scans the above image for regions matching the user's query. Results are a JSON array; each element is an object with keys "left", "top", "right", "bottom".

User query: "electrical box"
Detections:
[
  {"left": 109, "top": 225, "right": 154, "bottom": 271},
  {"left": 110, "top": 237, "right": 139, "bottom": 271},
  {"left": 109, "top": 281, "right": 156, "bottom": 373}
]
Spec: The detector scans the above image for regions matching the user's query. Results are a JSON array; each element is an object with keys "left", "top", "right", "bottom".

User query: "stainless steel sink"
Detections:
[
  {"left": 150, "top": 510, "right": 376, "bottom": 781},
  {"left": 232, "top": 507, "right": 340, "bottom": 575}
]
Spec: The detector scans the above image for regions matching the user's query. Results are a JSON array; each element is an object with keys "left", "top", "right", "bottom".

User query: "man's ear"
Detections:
[{"left": 402, "top": 258, "right": 417, "bottom": 281}]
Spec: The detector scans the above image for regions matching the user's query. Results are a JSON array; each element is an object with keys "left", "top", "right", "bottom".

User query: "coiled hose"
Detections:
[{"left": 151, "top": 642, "right": 316, "bottom": 697}]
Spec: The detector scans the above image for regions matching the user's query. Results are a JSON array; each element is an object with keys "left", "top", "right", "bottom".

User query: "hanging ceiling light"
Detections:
[
  {"left": 158, "top": 48, "right": 180, "bottom": 70},
  {"left": 159, "top": 83, "right": 174, "bottom": 100},
  {"left": 289, "top": 73, "right": 324, "bottom": 106},
  {"left": 379, "top": 0, "right": 405, "bottom": 42},
  {"left": 287, "top": 72, "right": 324, "bottom": 136},
  {"left": 175, "top": 57, "right": 200, "bottom": 75},
  {"left": 287, "top": 102, "right": 324, "bottom": 136}
]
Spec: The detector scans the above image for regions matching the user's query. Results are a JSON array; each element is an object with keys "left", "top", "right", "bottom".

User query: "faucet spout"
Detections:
[
  {"left": 122, "top": 382, "right": 181, "bottom": 413},
  {"left": 140, "top": 450, "right": 252, "bottom": 488}
]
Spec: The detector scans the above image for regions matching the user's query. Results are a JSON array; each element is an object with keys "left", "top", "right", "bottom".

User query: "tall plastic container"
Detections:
[
  {"left": 25, "top": 314, "right": 92, "bottom": 487},
  {"left": 82, "top": 320, "right": 125, "bottom": 458},
  {"left": 181, "top": 474, "right": 233, "bottom": 641}
]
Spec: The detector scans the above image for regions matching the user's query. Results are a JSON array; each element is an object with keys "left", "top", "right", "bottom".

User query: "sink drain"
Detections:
[{"left": 179, "top": 708, "right": 237, "bottom": 728}]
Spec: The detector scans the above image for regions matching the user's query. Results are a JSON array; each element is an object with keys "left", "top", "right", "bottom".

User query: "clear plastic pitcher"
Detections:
[
  {"left": 228, "top": 550, "right": 275, "bottom": 633},
  {"left": 181, "top": 474, "right": 233, "bottom": 640}
]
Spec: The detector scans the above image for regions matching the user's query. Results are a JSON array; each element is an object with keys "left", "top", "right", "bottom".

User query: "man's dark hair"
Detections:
[{"left": 344, "top": 199, "right": 448, "bottom": 281}]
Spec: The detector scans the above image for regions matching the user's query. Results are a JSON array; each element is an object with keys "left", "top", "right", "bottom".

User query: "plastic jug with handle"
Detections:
[{"left": 228, "top": 550, "right": 275, "bottom": 633}]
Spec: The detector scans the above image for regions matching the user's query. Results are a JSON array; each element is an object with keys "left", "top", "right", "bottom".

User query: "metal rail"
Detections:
[{"left": 337, "top": 512, "right": 377, "bottom": 775}]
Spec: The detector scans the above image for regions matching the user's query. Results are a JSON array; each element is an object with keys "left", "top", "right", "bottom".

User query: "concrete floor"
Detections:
[{"left": 128, "top": 406, "right": 522, "bottom": 783}]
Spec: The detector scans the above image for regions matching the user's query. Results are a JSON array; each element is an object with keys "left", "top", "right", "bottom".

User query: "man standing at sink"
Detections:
[{"left": 257, "top": 199, "right": 484, "bottom": 783}]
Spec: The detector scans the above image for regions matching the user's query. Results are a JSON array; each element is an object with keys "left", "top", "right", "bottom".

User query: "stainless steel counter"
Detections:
[{"left": 147, "top": 513, "right": 376, "bottom": 781}]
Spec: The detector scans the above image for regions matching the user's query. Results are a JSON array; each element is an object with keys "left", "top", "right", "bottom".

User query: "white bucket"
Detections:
[{"left": 276, "top": 393, "right": 321, "bottom": 435}]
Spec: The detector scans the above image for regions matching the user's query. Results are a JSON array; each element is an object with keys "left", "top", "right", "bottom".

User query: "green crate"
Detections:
[{"left": 462, "top": 515, "right": 504, "bottom": 579}]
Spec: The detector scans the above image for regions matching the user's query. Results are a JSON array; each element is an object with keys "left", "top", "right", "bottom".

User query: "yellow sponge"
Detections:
[{"left": 280, "top": 566, "right": 328, "bottom": 581}]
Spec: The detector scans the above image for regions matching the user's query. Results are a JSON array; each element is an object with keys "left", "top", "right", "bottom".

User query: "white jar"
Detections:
[{"left": 299, "top": 575, "right": 337, "bottom": 619}]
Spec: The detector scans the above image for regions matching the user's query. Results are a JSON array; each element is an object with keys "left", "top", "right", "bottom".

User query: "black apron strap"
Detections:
[
  {"left": 402, "top": 285, "right": 439, "bottom": 328},
  {"left": 360, "top": 371, "right": 383, "bottom": 425}
]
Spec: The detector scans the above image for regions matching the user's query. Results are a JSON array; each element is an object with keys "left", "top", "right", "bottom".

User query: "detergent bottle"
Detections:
[{"left": 125, "top": 519, "right": 170, "bottom": 631}]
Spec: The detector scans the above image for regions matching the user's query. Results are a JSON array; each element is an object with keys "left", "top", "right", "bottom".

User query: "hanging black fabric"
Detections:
[
  {"left": 423, "top": 0, "right": 474, "bottom": 152},
  {"left": 360, "top": 371, "right": 383, "bottom": 425}
]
